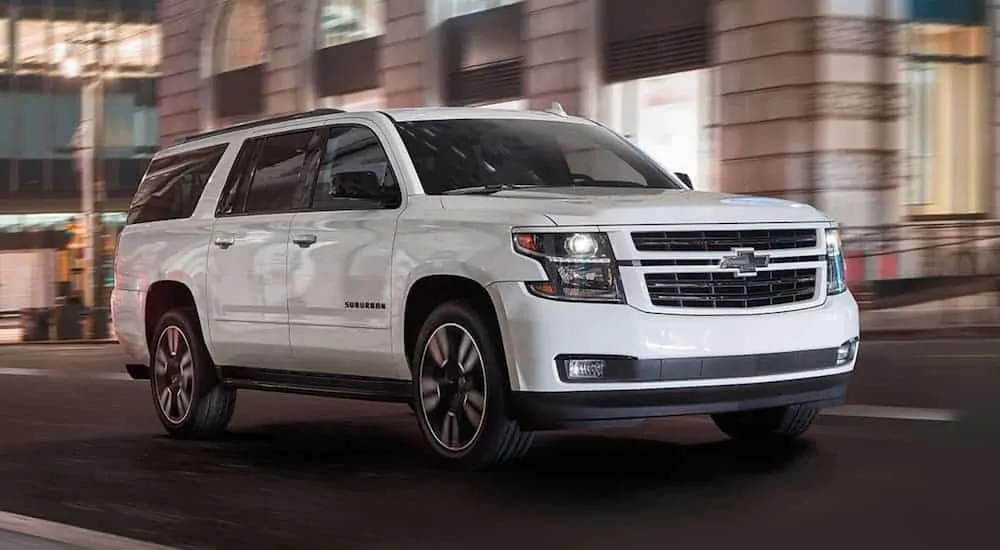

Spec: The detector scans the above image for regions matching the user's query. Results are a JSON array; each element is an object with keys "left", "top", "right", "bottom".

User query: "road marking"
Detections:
[
  {"left": 823, "top": 405, "right": 960, "bottom": 422},
  {"left": 925, "top": 354, "right": 996, "bottom": 360},
  {"left": 0, "top": 510, "right": 176, "bottom": 549}
]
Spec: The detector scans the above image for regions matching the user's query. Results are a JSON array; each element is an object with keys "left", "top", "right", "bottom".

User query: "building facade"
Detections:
[
  {"left": 0, "top": 0, "right": 160, "bottom": 222},
  {"left": 158, "top": 0, "right": 994, "bottom": 254}
]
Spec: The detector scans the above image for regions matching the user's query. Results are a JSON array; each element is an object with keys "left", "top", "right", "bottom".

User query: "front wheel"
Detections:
[
  {"left": 411, "top": 301, "right": 534, "bottom": 469},
  {"left": 711, "top": 404, "right": 819, "bottom": 442},
  {"left": 149, "top": 308, "right": 237, "bottom": 439}
]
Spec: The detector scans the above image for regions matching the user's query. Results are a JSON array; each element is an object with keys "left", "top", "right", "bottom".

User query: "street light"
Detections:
[{"left": 56, "top": 30, "right": 113, "bottom": 340}]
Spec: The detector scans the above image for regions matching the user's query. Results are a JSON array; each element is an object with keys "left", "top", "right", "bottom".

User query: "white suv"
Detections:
[{"left": 113, "top": 107, "right": 859, "bottom": 469}]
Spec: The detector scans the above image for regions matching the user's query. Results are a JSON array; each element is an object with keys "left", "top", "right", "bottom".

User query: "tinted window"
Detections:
[
  {"left": 243, "top": 129, "right": 322, "bottom": 214},
  {"left": 393, "top": 119, "right": 685, "bottom": 195},
  {"left": 126, "top": 144, "right": 227, "bottom": 225},
  {"left": 312, "top": 126, "right": 401, "bottom": 210}
]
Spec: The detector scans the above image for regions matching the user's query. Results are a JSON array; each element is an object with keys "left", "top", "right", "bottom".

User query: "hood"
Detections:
[{"left": 439, "top": 187, "right": 831, "bottom": 226}]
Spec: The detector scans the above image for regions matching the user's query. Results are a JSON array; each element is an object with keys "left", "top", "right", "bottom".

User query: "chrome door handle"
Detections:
[
  {"left": 213, "top": 236, "right": 235, "bottom": 249},
  {"left": 292, "top": 234, "right": 318, "bottom": 248}
]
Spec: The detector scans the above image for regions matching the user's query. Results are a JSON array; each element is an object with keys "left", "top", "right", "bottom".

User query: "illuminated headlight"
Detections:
[
  {"left": 826, "top": 228, "right": 847, "bottom": 295},
  {"left": 513, "top": 232, "right": 624, "bottom": 303}
]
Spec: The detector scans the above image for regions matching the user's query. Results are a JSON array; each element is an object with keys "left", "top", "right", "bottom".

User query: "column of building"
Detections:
[
  {"left": 382, "top": 0, "right": 430, "bottom": 108},
  {"left": 262, "top": 0, "right": 306, "bottom": 116},
  {"left": 158, "top": 0, "right": 203, "bottom": 146},
  {"left": 713, "top": 0, "right": 905, "bottom": 232},
  {"left": 522, "top": 0, "right": 600, "bottom": 115}
]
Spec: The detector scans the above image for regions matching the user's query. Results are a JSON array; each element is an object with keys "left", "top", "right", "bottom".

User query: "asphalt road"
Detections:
[{"left": 0, "top": 340, "right": 996, "bottom": 550}]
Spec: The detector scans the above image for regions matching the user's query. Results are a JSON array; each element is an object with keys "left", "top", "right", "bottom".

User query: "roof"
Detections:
[{"left": 164, "top": 104, "right": 592, "bottom": 154}]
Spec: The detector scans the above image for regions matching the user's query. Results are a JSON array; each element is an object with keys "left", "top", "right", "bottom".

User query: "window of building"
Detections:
[
  {"left": 0, "top": 18, "right": 10, "bottom": 67},
  {"left": 906, "top": 23, "right": 988, "bottom": 217},
  {"left": 432, "top": 0, "right": 520, "bottom": 23},
  {"left": 318, "top": 0, "right": 383, "bottom": 49},
  {"left": 603, "top": 69, "right": 712, "bottom": 191},
  {"left": 313, "top": 125, "right": 400, "bottom": 210},
  {"left": 14, "top": 19, "right": 160, "bottom": 76},
  {"left": 318, "top": 88, "right": 386, "bottom": 110},
  {"left": 244, "top": 130, "right": 322, "bottom": 214},
  {"left": 126, "top": 145, "right": 228, "bottom": 225},
  {"left": 15, "top": 18, "right": 50, "bottom": 68},
  {"left": 215, "top": 0, "right": 268, "bottom": 73}
]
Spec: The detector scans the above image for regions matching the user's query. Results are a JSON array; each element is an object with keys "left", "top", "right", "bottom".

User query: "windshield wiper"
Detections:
[
  {"left": 440, "top": 183, "right": 546, "bottom": 195},
  {"left": 440, "top": 185, "right": 503, "bottom": 195}
]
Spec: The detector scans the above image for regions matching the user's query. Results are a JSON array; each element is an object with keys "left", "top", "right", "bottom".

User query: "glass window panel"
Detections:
[
  {"left": 907, "top": 61, "right": 988, "bottom": 216},
  {"left": 0, "top": 18, "right": 9, "bottom": 65},
  {"left": 15, "top": 19, "right": 50, "bottom": 67},
  {"left": 432, "top": 0, "right": 519, "bottom": 23},
  {"left": 909, "top": 23, "right": 988, "bottom": 57},
  {"left": 216, "top": 0, "right": 267, "bottom": 72},
  {"left": 318, "top": 0, "right": 383, "bottom": 48}
]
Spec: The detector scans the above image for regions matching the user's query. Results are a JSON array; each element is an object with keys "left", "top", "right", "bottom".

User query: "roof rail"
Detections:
[{"left": 175, "top": 108, "right": 347, "bottom": 145}]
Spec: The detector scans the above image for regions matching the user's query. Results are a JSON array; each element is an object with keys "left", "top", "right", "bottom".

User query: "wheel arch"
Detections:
[
  {"left": 144, "top": 279, "right": 211, "bottom": 358},
  {"left": 402, "top": 274, "right": 515, "bottom": 389}
]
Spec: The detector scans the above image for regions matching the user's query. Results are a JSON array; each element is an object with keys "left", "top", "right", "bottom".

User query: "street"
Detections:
[{"left": 0, "top": 340, "right": 995, "bottom": 550}]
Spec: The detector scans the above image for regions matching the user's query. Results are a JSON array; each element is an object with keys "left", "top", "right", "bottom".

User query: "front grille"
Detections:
[
  {"left": 632, "top": 229, "right": 818, "bottom": 252},
  {"left": 645, "top": 269, "right": 818, "bottom": 309}
]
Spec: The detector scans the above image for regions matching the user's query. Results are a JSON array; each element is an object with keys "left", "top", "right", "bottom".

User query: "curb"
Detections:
[
  {"left": 0, "top": 511, "right": 176, "bottom": 550},
  {"left": 0, "top": 339, "right": 118, "bottom": 347},
  {"left": 861, "top": 325, "right": 1000, "bottom": 340}
]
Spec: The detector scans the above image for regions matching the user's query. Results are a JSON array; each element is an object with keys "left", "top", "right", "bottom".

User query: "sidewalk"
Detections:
[{"left": 0, "top": 512, "right": 175, "bottom": 550}]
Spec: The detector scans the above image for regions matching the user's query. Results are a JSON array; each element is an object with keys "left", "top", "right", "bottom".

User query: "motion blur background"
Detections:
[{"left": 0, "top": 0, "right": 996, "bottom": 341}]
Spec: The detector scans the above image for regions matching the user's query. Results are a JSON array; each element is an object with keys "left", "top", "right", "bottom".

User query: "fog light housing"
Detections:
[
  {"left": 836, "top": 337, "right": 859, "bottom": 366},
  {"left": 565, "top": 359, "right": 606, "bottom": 380}
]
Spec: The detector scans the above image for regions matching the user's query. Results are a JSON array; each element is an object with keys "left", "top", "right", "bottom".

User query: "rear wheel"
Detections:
[
  {"left": 711, "top": 404, "right": 818, "bottom": 442},
  {"left": 149, "top": 308, "right": 236, "bottom": 439},
  {"left": 411, "top": 301, "right": 534, "bottom": 469}
]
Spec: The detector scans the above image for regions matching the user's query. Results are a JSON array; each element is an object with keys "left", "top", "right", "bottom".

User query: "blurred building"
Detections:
[
  {"left": 156, "top": 0, "right": 993, "bottom": 232},
  {"left": 0, "top": 0, "right": 160, "bottom": 229}
]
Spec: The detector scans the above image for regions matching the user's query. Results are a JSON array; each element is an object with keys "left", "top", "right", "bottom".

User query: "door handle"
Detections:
[
  {"left": 292, "top": 234, "right": 318, "bottom": 248},
  {"left": 213, "top": 236, "right": 235, "bottom": 249}
]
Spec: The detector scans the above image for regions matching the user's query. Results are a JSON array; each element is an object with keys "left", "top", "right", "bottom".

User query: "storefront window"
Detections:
[
  {"left": 13, "top": 19, "right": 160, "bottom": 76},
  {"left": 432, "top": 0, "right": 519, "bottom": 23},
  {"left": 906, "top": 23, "right": 988, "bottom": 216},
  {"left": 214, "top": 0, "right": 267, "bottom": 73},
  {"left": 318, "top": 0, "right": 382, "bottom": 49},
  {"left": 15, "top": 18, "right": 50, "bottom": 68}
]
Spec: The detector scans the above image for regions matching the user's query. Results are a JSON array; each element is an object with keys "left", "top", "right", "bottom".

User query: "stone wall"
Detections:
[{"left": 713, "top": 0, "right": 906, "bottom": 229}]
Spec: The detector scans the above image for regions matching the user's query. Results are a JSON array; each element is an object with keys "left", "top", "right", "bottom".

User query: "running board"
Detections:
[{"left": 217, "top": 366, "right": 412, "bottom": 403}]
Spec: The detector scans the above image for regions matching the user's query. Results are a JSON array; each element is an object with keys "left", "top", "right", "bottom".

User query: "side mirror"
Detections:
[
  {"left": 329, "top": 170, "right": 396, "bottom": 204},
  {"left": 675, "top": 172, "right": 693, "bottom": 189}
]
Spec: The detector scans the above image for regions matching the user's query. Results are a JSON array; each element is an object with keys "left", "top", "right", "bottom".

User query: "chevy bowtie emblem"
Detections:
[{"left": 719, "top": 248, "right": 769, "bottom": 276}]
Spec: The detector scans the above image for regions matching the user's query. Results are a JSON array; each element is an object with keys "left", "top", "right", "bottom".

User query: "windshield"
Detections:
[{"left": 393, "top": 118, "right": 687, "bottom": 195}]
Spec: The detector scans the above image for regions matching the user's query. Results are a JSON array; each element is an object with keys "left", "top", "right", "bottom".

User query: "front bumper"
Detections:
[
  {"left": 509, "top": 372, "right": 849, "bottom": 430},
  {"left": 488, "top": 282, "right": 860, "bottom": 393}
]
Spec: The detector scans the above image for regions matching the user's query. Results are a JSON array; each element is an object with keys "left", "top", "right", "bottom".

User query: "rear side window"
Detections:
[{"left": 126, "top": 144, "right": 228, "bottom": 225}]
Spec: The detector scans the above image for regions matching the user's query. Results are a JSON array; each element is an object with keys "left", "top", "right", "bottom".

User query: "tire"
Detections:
[
  {"left": 411, "top": 301, "right": 534, "bottom": 469},
  {"left": 149, "top": 307, "right": 237, "bottom": 439},
  {"left": 711, "top": 404, "right": 819, "bottom": 442}
]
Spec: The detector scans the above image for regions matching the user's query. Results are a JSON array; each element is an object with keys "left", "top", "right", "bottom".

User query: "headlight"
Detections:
[
  {"left": 513, "top": 232, "right": 624, "bottom": 303},
  {"left": 826, "top": 228, "right": 846, "bottom": 295}
]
